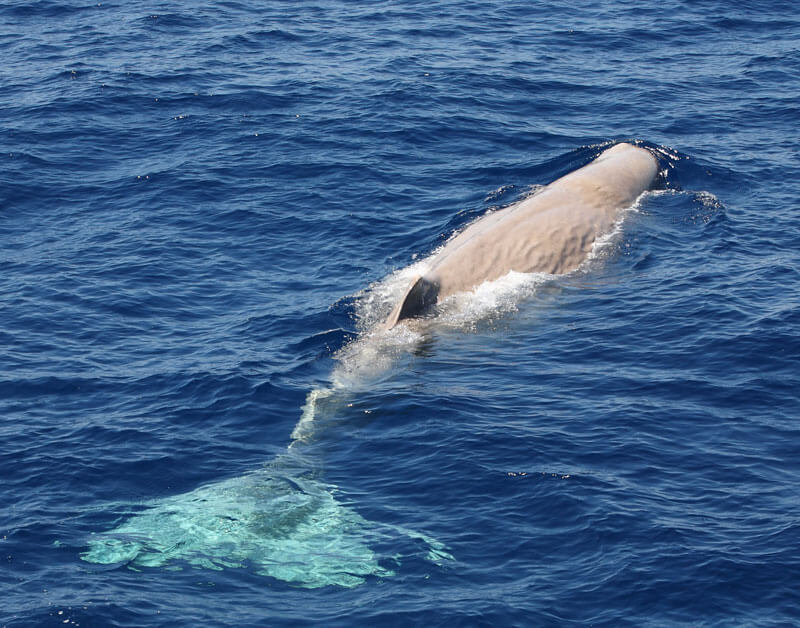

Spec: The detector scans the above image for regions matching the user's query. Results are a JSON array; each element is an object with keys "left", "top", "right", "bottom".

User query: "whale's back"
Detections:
[{"left": 385, "top": 143, "right": 657, "bottom": 328}]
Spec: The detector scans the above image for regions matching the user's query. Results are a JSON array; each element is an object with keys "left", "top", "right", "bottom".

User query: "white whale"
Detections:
[{"left": 385, "top": 142, "right": 658, "bottom": 328}]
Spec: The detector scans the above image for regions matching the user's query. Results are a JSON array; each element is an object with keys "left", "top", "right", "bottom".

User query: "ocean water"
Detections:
[{"left": 2, "top": 0, "right": 799, "bottom": 626}]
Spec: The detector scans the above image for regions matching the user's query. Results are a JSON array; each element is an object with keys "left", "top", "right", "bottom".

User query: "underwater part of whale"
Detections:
[
  {"left": 81, "top": 454, "right": 453, "bottom": 588},
  {"left": 81, "top": 343, "right": 454, "bottom": 588},
  {"left": 385, "top": 142, "right": 658, "bottom": 328}
]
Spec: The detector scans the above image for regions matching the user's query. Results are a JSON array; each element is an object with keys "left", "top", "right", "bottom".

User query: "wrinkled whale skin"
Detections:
[{"left": 385, "top": 142, "right": 658, "bottom": 328}]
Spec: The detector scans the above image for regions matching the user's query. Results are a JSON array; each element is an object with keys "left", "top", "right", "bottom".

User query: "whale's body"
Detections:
[{"left": 385, "top": 142, "right": 658, "bottom": 328}]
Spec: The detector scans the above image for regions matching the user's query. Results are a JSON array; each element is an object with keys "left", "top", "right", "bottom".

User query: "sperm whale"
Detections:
[{"left": 385, "top": 142, "right": 658, "bottom": 328}]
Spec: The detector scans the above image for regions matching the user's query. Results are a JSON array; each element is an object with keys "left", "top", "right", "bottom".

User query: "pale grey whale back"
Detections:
[{"left": 385, "top": 142, "right": 658, "bottom": 328}]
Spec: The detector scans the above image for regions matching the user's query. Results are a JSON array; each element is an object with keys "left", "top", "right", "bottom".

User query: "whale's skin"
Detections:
[{"left": 385, "top": 142, "right": 658, "bottom": 328}]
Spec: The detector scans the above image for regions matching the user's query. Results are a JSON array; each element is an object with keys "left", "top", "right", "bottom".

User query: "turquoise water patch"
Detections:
[{"left": 82, "top": 453, "right": 451, "bottom": 588}]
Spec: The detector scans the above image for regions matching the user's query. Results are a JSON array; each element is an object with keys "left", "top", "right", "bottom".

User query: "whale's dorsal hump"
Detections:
[{"left": 384, "top": 276, "right": 440, "bottom": 329}]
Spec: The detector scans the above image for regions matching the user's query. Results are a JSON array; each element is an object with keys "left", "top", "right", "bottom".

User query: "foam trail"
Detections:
[{"left": 292, "top": 259, "right": 432, "bottom": 438}]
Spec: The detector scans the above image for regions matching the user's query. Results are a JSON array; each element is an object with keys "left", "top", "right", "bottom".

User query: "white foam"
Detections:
[{"left": 432, "top": 270, "right": 554, "bottom": 331}]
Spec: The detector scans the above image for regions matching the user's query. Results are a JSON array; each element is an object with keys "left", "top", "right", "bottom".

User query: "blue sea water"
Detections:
[{"left": 2, "top": 0, "right": 800, "bottom": 625}]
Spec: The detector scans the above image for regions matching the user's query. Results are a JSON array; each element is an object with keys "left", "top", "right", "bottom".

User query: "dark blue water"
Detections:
[{"left": 2, "top": 1, "right": 799, "bottom": 626}]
